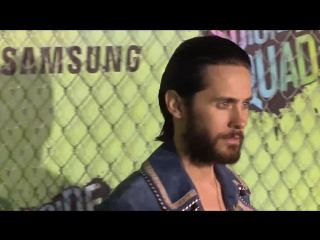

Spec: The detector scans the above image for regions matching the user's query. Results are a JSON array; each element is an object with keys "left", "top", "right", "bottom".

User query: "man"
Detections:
[{"left": 95, "top": 35, "right": 255, "bottom": 211}]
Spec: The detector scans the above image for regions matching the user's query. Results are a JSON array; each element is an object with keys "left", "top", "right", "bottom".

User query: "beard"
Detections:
[{"left": 182, "top": 109, "right": 244, "bottom": 167}]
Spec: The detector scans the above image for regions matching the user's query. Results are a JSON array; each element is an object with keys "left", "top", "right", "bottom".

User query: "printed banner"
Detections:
[
  {"left": 203, "top": 30, "right": 320, "bottom": 115},
  {"left": 0, "top": 30, "right": 318, "bottom": 211}
]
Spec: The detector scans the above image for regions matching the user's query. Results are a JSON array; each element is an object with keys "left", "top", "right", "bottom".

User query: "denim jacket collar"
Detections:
[{"left": 140, "top": 142, "right": 241, "bottom": 211}]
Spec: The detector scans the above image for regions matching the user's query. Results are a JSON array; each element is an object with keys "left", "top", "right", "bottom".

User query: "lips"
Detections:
[
  {"left": 226, "top": 138, "right": 240, "bottom": 145},
  {"left": 225, "top": 132, "right": 243, "bottom": 145}
]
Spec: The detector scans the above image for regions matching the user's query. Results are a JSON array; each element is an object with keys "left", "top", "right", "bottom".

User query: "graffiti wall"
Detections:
[
  {"left": 203, "top": 30, "right": 320, "bottom": 210},
  {"left": 0, "top": 30, "right": 319, "bottom": 211},
  {"left": 204, "top": 30, "right": 320, "bottom": 114}
]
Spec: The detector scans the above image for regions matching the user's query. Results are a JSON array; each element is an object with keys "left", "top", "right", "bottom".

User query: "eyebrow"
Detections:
[{"left": 213, "top": 96, "right": 253, "bottom": 102}]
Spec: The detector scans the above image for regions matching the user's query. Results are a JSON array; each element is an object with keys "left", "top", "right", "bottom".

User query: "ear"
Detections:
[{"left": 165, "top": 90, "right": 183, "bottom": 119}]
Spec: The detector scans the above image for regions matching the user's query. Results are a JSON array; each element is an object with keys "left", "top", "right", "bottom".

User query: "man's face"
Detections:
[{"left": 183, "top": 64, "right": 252, "bottom": 166}]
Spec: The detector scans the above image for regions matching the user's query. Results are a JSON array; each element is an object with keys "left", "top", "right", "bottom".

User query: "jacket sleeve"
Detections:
[{"left": 94, "top": 171, "right": 160, "bottom": 211}]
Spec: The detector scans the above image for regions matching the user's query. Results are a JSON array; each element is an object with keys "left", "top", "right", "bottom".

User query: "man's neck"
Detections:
[
  {"left": 173, "top": 136, "right": 216, "bottom": 183},
  {"left": 181, "top": 157, "right": 216, "bottom": 183}
]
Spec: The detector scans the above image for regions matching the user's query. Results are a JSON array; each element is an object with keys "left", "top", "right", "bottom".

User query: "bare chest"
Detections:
[{"left": 195, "top": 181, "right": 227, "bottom": 211}]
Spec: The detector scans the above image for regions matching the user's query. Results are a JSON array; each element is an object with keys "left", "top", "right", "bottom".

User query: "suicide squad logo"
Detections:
[{"left": 203, "top": 30, "right": 320, "bottom": 115}]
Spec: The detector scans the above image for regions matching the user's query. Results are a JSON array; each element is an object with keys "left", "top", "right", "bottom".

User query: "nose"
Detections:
[{"left": 228, "top": 107, "right": 247, "bottom": 130}]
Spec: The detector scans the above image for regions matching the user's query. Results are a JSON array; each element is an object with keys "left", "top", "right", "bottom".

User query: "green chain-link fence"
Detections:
[{"left": 0, "top": 30, "right": 319, "bottom": 211}]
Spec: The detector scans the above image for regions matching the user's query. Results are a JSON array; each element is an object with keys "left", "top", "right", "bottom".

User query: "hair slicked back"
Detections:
[{"left": 156, "top": 35, "right": 251, "bottom": 142}]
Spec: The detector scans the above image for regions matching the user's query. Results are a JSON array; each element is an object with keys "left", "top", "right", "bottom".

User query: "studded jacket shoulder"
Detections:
[{"left": 95, "top": 142, "right": 256, "bottom": 211}]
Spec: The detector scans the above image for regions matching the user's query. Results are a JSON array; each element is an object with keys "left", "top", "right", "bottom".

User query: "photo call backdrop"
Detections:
[{"left": 0, "top": 30, "right": 319, "bottom": 211}]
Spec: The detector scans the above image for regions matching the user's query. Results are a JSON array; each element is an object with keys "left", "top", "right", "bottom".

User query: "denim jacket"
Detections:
[{"left": 95, "top": 142, "right": 256, "bottom": 211}]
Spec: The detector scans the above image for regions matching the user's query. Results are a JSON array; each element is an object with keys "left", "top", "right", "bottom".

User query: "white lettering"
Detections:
[
  {"left": 39, "top": 204, "right": 55, "bottom": 211},
  {"left": 84, "top": 183, "right": 101, "bottom": 211},
  {"left": 55, "top": 201, "right": 63, "bottom": 211},
  {"left": 62, "top": 188, "right": 84, "bottom": 211}
]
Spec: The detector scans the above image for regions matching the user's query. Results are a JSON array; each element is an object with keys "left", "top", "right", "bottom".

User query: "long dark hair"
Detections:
[{"left": 155, "top": 36, "right": 251, "bottom": 142}]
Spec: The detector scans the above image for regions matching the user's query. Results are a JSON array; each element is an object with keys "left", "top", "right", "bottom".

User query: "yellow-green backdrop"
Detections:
[{"left": 0, "top": 30, "right": 319, "bottom": 211}]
